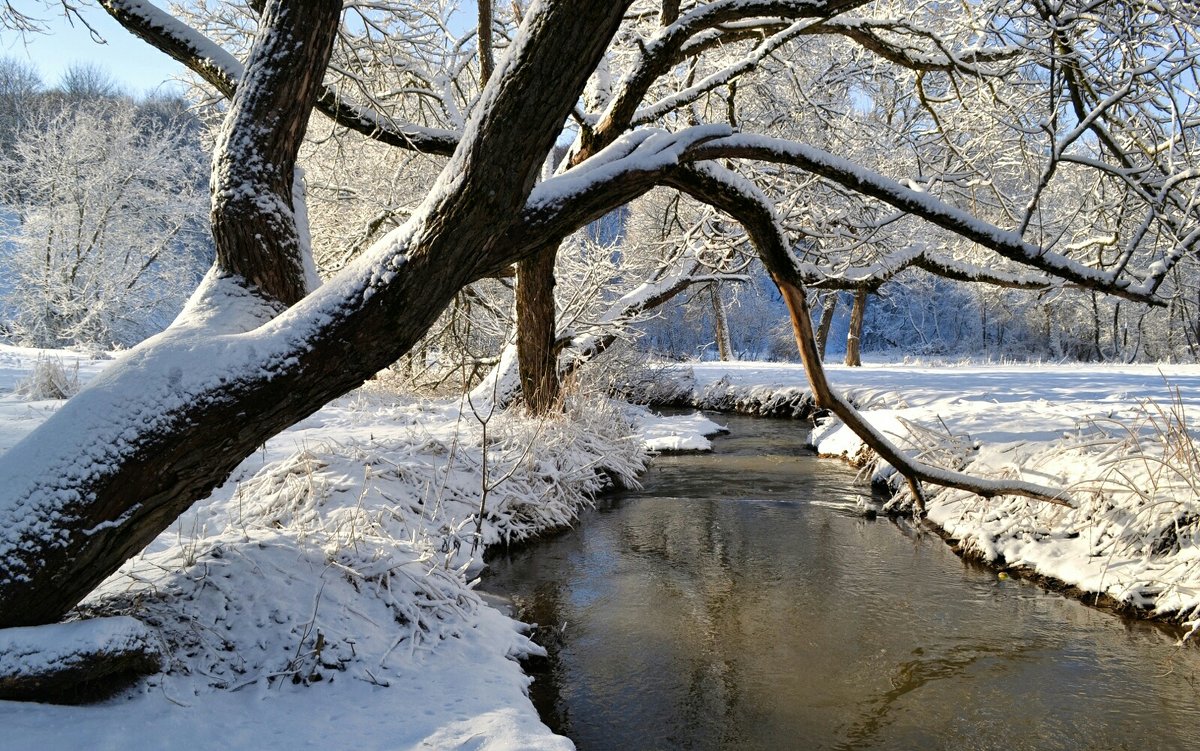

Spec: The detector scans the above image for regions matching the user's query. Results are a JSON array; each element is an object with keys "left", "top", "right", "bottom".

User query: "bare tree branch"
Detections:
[{"left": 664, "top": 162, "right": 1074, "bottom": 508}]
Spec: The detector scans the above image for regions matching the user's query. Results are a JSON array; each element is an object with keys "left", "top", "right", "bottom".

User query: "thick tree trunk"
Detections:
[
  {"left": 209, "top": 0, "right": 340, "bottom": 307},
  {"left": 815, "top": 291, "right": 837, "bottom": 360},
  {"left": 516, "top": 244, "right": 560, "bottom": 413},
  {"left": 845, "top": 287, "right": 867, "bottom": 367},
  {"left": 0, "top": 0, "right": 632, "bottom": 628}
]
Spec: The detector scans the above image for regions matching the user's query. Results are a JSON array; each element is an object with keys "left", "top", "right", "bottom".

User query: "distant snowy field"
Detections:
[{"left": 683, "top": 360, "right": 1200, "bottom": 638}]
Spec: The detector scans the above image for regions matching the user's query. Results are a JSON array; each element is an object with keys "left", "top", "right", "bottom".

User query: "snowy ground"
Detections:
[
  {"left": 0, "top": 344, "right": 722, "bottom": 750},
  {"left": 6, "top": 347, "right": 1199, "bottom": 749},
  {"left": 678, "top": 359, "right": 1200, "bottom": 640}
]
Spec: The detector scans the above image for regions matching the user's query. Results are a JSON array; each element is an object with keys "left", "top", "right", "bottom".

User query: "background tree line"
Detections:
[{"left": 0, "top": 55, "right": 211, "bottom": 351}]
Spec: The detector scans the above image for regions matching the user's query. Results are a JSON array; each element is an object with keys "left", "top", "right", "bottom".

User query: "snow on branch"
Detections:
[
  {"left": 529, "top": 125, "right": 735, "bottom": 214},
  {"left": 561, "top": 247, "right": 736, "bottom": 367},
  {"left": 633, "top": 18, "right": 822, "bottom": 125},
  {"left": 583, "top": 0, "right": 871, "bottom": 155},
  {"left": 99, "top": 0, "right": 459, "bottom": 156},
  {"left": 690, "top": 133, "right": 1166, "bottom": 304},
  {"left": 814, "top": 16, "right": 1018, "bottom": 75},
  {"left": 810, "top": 246, "right": 1053, "bottom": 291},
  {"left": 99, "top": 0, "right": 242, "bottom": 95},
  {"left": 489, "top": 126, "right": 739, "bottom": 273}
]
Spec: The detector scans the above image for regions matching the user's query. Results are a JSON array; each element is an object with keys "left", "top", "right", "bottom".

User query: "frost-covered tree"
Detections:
[
  {"left": 0, "top": 56, "right": 41, "bottom": 155},
  {"left": 1, "top": 0, "right": 1199, "bottom": 627},
  {"left": 0, "top": 100, "right": 209, "bottom": 349}
]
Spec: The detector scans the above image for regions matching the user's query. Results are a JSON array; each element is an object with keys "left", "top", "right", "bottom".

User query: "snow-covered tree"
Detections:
[
  {"left": 0, "top": 56, "right": 40, "bottom": 156},
  {"left": 1, "top": 0, "right": 1198, "bottom": 627},
  {"left": 0, "top": 100, "right": 209, "bottom": 349}
]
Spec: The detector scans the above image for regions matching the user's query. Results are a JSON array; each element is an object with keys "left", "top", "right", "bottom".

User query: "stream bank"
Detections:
[
  {"left": 632, "top": 361, "right": 1200, "bottom": 639},
  {"left": 484, "top": 413, "right": 1200, "bottom": 751}
]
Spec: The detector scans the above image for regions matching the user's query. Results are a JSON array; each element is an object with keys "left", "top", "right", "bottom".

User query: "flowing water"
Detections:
[{"left": 483, "top": 414, "right": 1200, "bottom": 751}]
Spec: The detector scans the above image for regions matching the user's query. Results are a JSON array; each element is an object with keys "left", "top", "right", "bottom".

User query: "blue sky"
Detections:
[{"left": 0, "top": 4, "right": 185, "bottom": 96}]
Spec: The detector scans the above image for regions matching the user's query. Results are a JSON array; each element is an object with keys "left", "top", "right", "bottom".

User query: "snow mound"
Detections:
[
  {"left": 0, "top": 616, "right": 157, "bottom": 692},
  {"left": 0, "top": 342, "right": 643, "bottom": 748}
]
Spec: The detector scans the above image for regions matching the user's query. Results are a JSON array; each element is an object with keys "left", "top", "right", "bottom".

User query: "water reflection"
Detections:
[{"left": 484, "top": 415, "right": 1200, "bottom": 751}]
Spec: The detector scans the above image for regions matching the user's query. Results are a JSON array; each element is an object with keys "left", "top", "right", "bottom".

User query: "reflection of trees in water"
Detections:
[
  {"left": 835, "top": 643, "right": 1038, "bottom": 751},
  {"left": 611, "top": 493, "right": 848, "bottom": 748}
]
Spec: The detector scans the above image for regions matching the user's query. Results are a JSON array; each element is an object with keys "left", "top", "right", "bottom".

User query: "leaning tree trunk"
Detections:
[
  {"left": 0, "top": 0, "right": 632, "bottom": 629},
  {"left": 845, "top": 287, "right": 868, "bottom": 367}
]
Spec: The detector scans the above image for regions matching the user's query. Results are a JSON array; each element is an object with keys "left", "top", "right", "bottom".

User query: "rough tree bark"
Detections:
[
  {"left": 0, "top": 0, "right": 633, "bottom": 629},
  {"left": 516, "top": 245, "right": 560, "bottom": 413},
  {"left": 209, "top": 0, "right": 340, "bottom": 306}
]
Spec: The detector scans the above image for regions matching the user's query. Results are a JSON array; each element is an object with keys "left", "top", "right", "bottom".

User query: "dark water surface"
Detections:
[{"left": 483, "top": 414, "right": 1200, "bottom": 751}]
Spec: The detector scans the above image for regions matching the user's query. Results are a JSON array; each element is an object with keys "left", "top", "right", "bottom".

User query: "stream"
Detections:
[{"left": 482, "top": 414, "right": 1200, "bottom": 751}]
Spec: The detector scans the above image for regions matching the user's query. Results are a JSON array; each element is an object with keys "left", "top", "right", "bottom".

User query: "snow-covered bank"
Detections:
[
  {"left": 661, "top": 360, "right": 1200, "bottom": 640},
  {"left": 0, "top": 344, "right": 722, "bottom": 750}
]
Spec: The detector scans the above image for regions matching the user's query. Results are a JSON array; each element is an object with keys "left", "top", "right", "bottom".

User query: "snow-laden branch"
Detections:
[
  {"left": 796, "top": 244, "right": 1051, "bottom": 291},
  {"left": 503, "top": 125, "right": 1142, "bottom": 302},
  {"left": 559, "top": 248, "right": 727, "bottom": 370},
  {"left": 1041, "top": 7, "right": 1200, "bottom": 296},
  {"left": 99, "top": 0, "right": 241, "bottom": 94},
  {"left": 99, "top": 0, "right": 459, "bottom": 155},
  {"left": 810, "top": 245, "right": 1052, "bottom": 291},
  {"left": 813, "top": 16, "right": 1017, "bottom": 75},
  {"left": 632, "top": 18, "right": 822, "bottom": 125},
  {"left": 582, "top": 0, "right": 871, "bottom": 157},
  {"left": 689, "top": 133, "right": 1168, "bottom": 304}
]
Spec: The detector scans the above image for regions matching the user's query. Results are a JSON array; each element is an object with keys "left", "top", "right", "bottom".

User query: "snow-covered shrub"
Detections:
[
  {"left": 13, "top": 356, "right": 79, "bottom": 400},
  {"left": 1079, "top": 392, "right": 1200, "bottom": 638},
  {"left": 78, "top": 390, "right": 646, "bottom": 688}
]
